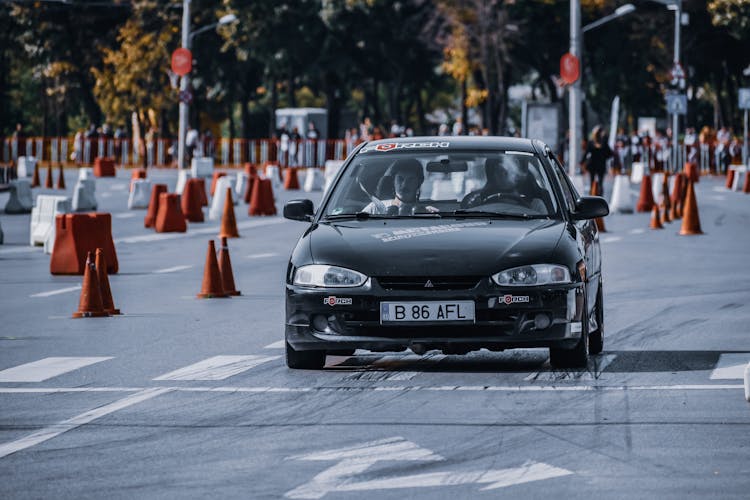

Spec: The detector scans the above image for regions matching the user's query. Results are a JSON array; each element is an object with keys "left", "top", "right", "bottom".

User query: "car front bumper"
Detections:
[{"left": 286, "top": 280, "right": 585, "bottom": 353}]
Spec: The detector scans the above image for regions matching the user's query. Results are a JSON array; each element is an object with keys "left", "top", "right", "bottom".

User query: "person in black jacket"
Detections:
[{"left": 583, "top": 125, "right": 613, "bottom": 196}]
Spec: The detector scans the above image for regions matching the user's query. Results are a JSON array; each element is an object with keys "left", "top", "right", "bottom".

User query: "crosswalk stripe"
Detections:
[
  {"left": 153, "top": 355, "right": 280, "bottom": 381},
  {"left": 30, "top": 285, "right": 82, "bottom": 298},
  {"left": 710, "top": 353, "right": 750, "bottom": 380},
  {"left": 0, "top": 357, "right": 113, "bottom": 383}
]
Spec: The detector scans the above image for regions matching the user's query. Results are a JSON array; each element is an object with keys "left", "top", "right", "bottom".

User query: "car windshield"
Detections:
[{"left": 322, "top": 149, "right": 559, "bottom": 219}]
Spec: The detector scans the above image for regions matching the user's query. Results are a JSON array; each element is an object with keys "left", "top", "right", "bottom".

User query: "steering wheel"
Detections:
[{"left": 462, "top": 191, "right": 530, "bottom": 209}]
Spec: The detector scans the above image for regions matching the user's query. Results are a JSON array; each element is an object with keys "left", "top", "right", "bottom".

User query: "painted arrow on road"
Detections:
[{"left": 284, "top": 436, "right": 572, "bottom": 499}]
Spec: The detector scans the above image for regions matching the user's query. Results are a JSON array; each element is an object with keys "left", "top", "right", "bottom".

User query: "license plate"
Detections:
[{"left": 380, "top": 301, "right": 475, "bottom": 323}]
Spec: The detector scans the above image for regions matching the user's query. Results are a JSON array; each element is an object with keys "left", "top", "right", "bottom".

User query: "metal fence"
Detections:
[{"left": 0, "top": 137, "right": 354, "bottom": 169}]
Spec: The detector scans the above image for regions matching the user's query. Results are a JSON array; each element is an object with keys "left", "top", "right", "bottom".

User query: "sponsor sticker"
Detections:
[
  {"left": 502, "top": 294, "right": 530, "bottom": 305},
  {"left": 360, "top": 141, "right": 450, "bottom": 153},
  {"left": 324, "top": 296, "right": 353, "bottom": 306}
]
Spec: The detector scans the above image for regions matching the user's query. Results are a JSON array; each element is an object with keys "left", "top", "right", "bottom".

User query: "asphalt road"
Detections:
[{"left": 1, "top": 168, "right": 749, "bottom": 499}]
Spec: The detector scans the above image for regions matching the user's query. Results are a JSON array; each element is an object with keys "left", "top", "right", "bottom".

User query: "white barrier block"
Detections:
[
  {"left": 235, "top": 173, "right": 248, "bottom": 202},
  {"left": 128, "top": 179, "right": 152, "bottom": 209},
  {"left": 16, "top": 156, "right": 37, "bottom": 178},
  {"left": 651, "top": 172, "right": 664, "bottom": 204},
  {"left": 78, "top": 167, "right": 94, "bottom": 180},
  {"left": 191, "top": 157, "right": 214, "bottom": 178},
  {"left": 323, "top": 160, "right": 344, "bottom": 193},
  {"left": 608, "top": 175, "right": 634, "bottom": 214},
  {"left": 731, "top": 166, "right": 747, "bottom": 192},
  {"left": 630, "top": 162, "right": 645, "bottom": 184},
  {"left": 175, "top": 169, "right": 191, "bottom": 195},
  {"left": 264, "top": 165, "right": 282, "bottom": 193},
  {"left": 4, "top": 179, "right": 34, "bottom": 214},
  {"left": 303, "top": 168, "right": 324, "bottom": 192},
  {"left": 431, "top": 180, "right": 456, "bottom": 201},
  {"left": 72, "top": 178, "right": 97, "bottom": 211},
  {"left": 30, "top": 195, "right": 70, "bottom": 247},
  {"left": 209, "top": 176, "right": 234, "bottom": 220}
]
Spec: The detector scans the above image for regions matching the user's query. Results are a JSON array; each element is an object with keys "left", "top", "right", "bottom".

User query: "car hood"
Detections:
[{"left": 306, "top": 218, "right": 566, "bottom": 277}]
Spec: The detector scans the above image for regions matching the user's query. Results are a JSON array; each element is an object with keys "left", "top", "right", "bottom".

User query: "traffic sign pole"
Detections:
[
  {"left": 568, "top": 0, "right": 582, "bottom": 177},
  {"left": 671, "top": 1, "right": 682, "bottom": 174},
  {"left": 177, "top": 0, "right": 192, "bottom": 171}
]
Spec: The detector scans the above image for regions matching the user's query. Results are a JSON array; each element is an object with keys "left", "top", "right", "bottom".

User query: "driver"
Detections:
[
  {"left": 363, "top": 158, "right": 425, "bottom": 215},
  {"left": 460, "top": 158, "right": 512, "bottom": 207}
]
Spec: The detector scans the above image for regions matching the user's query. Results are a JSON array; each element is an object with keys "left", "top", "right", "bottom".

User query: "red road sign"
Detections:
[
  {"left": 560, "top": 53, "right": 580, "bottom": 85},
  {"left": 171, "top": 48, "right": 192, "bottom": 77}
]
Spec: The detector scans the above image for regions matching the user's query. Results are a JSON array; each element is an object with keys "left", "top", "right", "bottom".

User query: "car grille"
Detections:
[{"left": 375, "top": 276, "right": 482, "bottom": 291}]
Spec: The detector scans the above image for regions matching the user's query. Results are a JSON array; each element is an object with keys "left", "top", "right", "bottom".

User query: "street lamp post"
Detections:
[
  {"left": 568, "top": 2, "right": 635, "bottom": 177},
  {"left": 668, "top": 1, "right": 682, "bottom": 172},
  {"left": 176, "top": 1, "right": 237, "bottom": 170}
]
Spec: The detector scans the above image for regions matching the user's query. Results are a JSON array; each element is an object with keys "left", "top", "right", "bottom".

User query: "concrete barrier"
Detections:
[
  {"left": 608, "top": 175, "right": 634, "bottom": 213},
  {"left": 209, "top": 176, "right": 234, "bottom": 220},
  {"left": 93, "top": 157, "right": 116, "bottom": 177},
  {"left": 630, "top": 162, "right": 646, "bottom": 184},
  {"left": 30, "top": 195, "right": 71, "bottom": 248},
  {"left": 235, "top": 173, "right": 248, "bottom": 202},
  {"left": 127, "top": 179, "right": 151, "bottom": 209},
  {"left": 72, "top": 178, "right": 97, "bottom": 212},
  {"left": 303, "top": 168, "right": 324, "bottom": 192},
  {"left": 16, "top": 156, "right": 37, "bottom": 178},
  {"left": 264, "top": 165, "right": 282, "bottom": 193},
  {"left": 651, "top": 172, "right": 664, "bottom": 204},
  {"left": 78, "top": 167, "right": 94, "bottom": 180},
  {"left": 323, "top": 160, "right": 344, "bottom": 193},
  {"left": 175, "top": 168, "right": 190, "bottom": 195},
  {"left": 4, "top": 179, "right": 34, "bottom": 214},
  {"left": 191, "top": 157, "right": 214, "bottom": 178},
  {"left": 50, "top": 213, "right": 118, "bottom": 275},
  {"left": 731, "top": 166, "right": 747, "bottom": 192}
]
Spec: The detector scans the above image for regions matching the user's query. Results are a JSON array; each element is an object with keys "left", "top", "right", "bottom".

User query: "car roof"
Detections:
[{"left": 357, "top": 136, "right": 540, "bottom": 154}]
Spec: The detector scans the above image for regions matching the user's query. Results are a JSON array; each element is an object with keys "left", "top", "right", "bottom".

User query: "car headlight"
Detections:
[
  {"left": 492, "top": 264, "right": 571, "bottom": 286},
  {"left": 293, "top": 265, "right": 368, "bottom": 288}
]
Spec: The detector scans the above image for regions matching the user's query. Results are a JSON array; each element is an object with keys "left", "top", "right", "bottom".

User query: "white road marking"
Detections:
[
  {"left": 247, "top": 252, "right": 278, "bottom": 259},
  {"left": 710, "top": 353, "right": 750, "bottom": 380},
  {"left": 0, "top": 357, "right": 112, "bottom": 382},
  {"left": 29, "top": 285, "right": 81, "bottom": 298},
  {"left": 333, "top": 461, "right": 572, "bottom": 493},
  {"left": 152, "top": 265, "right": 193, "bottom": 274},
  {"left": 113, "top": 212, "right": 137, "bottom": 219},
  {"left": 108, "top": 184, "right": 127, "bottom": 191},
  {"left": 601, "top": 236, "right": 622, "bottom": 244},
  {"left": 0, "top": 384, "right": 744, "bottom": 394},
  {"left": 99, "top": 192, "right": 112, "bottom": 198},
  {"left": 264, "top": 340, "right": 286, "bottom": 349},
  {"left": 709, "top": 195, "right": 727, "bottom": 201},
  {"left": 628, "top": 228, "right": 646, "bottom": 235},
  {"left": 0, "top": 246, "right": 40, "bottom": 256},
  {"left": 115, "top": 218, "right": 286, "bottom": 244},
  {"left": 285, "top": 437, "right": 443, "bottom": 499},
  {"left": 0, "top": 387, "right": 170, "bottom": 459},
  {"left": 153, "top": 355, "right": 280, "bottom": 381}
]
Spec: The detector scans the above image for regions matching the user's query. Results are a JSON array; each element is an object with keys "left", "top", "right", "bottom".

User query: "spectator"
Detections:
[
  {"left": 203, "top": 130, "right": 215, "bottom": 159},
  {"left": 582, "top": 125, "right": 613, "bottom": 196},
  {"left": 11, "top": 123, "right": 25, "bottom": 158},
  {"left": 452, "top": 116, "right": 464, "bottom": 136},
  {"left": 306, "top": 122, "right": 319, "bottom": 140},
  {"left": 185, "top": 125, "right": 199, "bottom": 166}
]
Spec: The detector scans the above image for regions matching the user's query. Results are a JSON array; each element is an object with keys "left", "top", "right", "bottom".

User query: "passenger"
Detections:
[{"left": 363, "top": 158, "right": 425, "bottom": 215}]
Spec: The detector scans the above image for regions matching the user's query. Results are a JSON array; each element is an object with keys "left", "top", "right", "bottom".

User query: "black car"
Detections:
[{"left": 283, "top": 136, "right": 608, "bottom": 369}]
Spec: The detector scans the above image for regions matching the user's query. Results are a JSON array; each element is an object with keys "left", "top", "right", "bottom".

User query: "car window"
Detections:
[
  {"left": 551, "top": 156, "right": 577, "bottom": 212},
  {"left": 323, "top": 149, "right": 559, "bottom": 218}
]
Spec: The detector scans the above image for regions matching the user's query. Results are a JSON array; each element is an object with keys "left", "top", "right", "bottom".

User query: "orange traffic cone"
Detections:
[
  {"left": 679, "top": 180, "right": 703, "bottom": 235},
  {"left": 670, "top": 173, "right": 684, "bottom": 219},
  {"left": 649, "top": 206, "right": 664, "bottom": 230},
  {"left": 744, "top": 170, "right": 750, "bottom": 194},
  {"left": 181, "top": 178, "right": 205, "bottom": 223},
  {"left": 55, "top": 163, "right": 66, "bottom": 190},
  {"left": 197, "top": 240, "right": 229, "bottom": 299},
  {"left": 218, "top": 237, "right": 240, "bottom": 296},
  {"left": 31, "top": 162, "right": 40, "bottom": 188},
  {"left": 130, "top": 168, "right": 147, "bottom": 192},
  {"left": 725, "top": 169, "right": 735, "bottom": 189},
  {"left": 219, "top": 187, "right": 239, "bottom": 238},
  {"left": 248, "top": 178, "right": 277, "bottom": 216},
  {"left": 144, "top": 183, "right": 168, "bottom": 228},
  {"left": 196, "top": 178, "right": 208, "bottom": 207},
  {"left": 44, "top": 164, "right": 54, "bottom": 188},
  {"left": 72, "top": 251, "right": 109, "bottom": 318},
  {"left": 283, "top": 167, "right": 300, "bottom": 190},
  {"left": 636, "top": 175, "right": 656, "bottom": 212},
  {"left": 155, "top": 193, "right": 187, "bottom": 233},
  {"left": 210, "top": 172, "right": 226, "bottom": 196},
  {"left": 95, "top": 248, "right": 120, "bottom": 315}
]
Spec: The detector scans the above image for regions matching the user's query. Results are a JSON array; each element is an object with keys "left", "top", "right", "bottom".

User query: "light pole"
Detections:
[
  {"left": 176, "top": 1, "right": 237, "bottom": 170},
  {"left": 568, "top": 2, "right": 635, "bottom": 176}
]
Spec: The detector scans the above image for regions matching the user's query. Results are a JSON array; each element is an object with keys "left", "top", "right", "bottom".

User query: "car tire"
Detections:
[
  {"left": 285, "top": 341, "right": 326, "bottom": 369},
  {"left": 550, "top": 296, "right": 589, "bottom": 368},
  {"left": 588, "top": 286, "right": 604, "bottom": 355}
]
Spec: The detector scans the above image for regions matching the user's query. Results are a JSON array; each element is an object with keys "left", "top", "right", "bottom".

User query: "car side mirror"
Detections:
[
  {"left": 283, "top": 199, "right": 314, "bottom": 222},
  {"left": 571, "top": 196, "right": 609, "bottom": 220}
]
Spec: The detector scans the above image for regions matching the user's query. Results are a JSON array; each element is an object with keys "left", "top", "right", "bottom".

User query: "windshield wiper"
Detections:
[
  {"left": 323, "top": 212, "right": 391, "bottom": 220},
  {"left": 447, "top": 210, "right": 536, "bottom": 219}
]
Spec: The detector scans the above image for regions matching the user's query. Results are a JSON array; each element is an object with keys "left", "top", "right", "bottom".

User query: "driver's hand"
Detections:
[{"left": 424, "top": 205, "right": 439, "bottom": 213}]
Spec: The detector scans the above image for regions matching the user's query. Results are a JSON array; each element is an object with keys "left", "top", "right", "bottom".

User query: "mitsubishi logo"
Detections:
[{"left": 424, "top": 280, "right": 434, "bottom": 288}]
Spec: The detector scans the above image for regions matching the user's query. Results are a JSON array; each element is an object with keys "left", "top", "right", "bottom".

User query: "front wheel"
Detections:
[
  {"left": 550, "top": 296, "right": 589, "bottom": 368},
  {"left": 285, "top": 341, "right": 326, "bottom": 369},
  {"left": 588, "top": 286, "right": 604, "bottom": 355}
]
